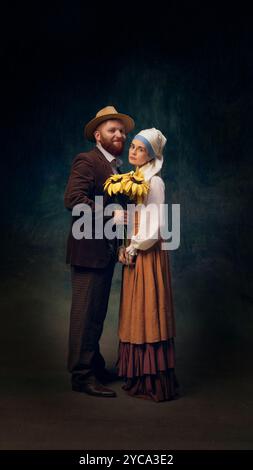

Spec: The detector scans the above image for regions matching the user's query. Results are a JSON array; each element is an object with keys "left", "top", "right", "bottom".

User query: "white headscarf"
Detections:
[{"left": 133, "top": 128, "right": 167, "bottom": 181}]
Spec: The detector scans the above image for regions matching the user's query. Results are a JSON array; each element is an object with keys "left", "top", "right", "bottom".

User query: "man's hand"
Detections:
[
  {"left": 118, "top": 246, "right": 127, "bottom": 264},
  {"left": 113, "top": 209, "right": 128, "bottom": 225},
  {"left": 118, "top": 246, "right": 135, "bottom": 266}
]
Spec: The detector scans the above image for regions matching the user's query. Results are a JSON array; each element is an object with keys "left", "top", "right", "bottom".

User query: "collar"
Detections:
[
  {"left": 137, "top": 156, "right": 164, "bottom": 181},
  {"left": 96, "top": 143, "right": 123, "bottom": 168}
]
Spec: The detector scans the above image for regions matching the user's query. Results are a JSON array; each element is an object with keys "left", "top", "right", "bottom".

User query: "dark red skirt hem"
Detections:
[{"left": 117, "top": 340, "right": 180, "bottom": 402}]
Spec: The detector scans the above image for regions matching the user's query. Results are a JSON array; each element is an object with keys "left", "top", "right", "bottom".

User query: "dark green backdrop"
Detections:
[{"left": 0, "top": 3, "right": 252, "bottom": 450}]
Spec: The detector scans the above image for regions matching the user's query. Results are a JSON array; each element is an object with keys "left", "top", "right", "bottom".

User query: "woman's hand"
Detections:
[{"left": 126, "top": 253, "right": 136, "bottom": 266}]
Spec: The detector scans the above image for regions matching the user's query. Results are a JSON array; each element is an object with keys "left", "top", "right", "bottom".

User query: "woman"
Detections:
[{"left": 117, "top": 128, "right": 179, "bottom": 402}]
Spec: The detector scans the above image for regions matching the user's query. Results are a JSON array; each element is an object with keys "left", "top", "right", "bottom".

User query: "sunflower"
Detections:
[
  {"left": 122, "top": 167, "right": 150, "bottom": 204},
  {"left": 103, "top": 174, "right": 125, "bottom": 196}
]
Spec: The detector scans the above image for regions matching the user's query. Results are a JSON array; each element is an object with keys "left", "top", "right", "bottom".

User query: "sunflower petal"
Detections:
[
  {"left": 132, "top": 183, "right": 138, "bottom": 195},
  {"left": 112, "top": 182, "right": 121, "bottom": 194},
  {"left": 115, "top": 174, "right": 121, "bottom": 180},
  {"left": 124, "top": 181, "right": 133, "bottom": 192},
  {"left": 137, "top": 185, "right": 143, "bottom": 196}
]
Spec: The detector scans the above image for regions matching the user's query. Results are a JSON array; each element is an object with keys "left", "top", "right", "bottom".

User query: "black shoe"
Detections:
[{"left": 72, "top": 379, "right": 117, "bottom": 397}]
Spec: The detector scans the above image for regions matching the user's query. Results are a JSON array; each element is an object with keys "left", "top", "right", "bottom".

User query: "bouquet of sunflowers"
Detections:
[
  {"left": 103, "top": 167, "right": 149, "bottom": 205},
  {"left": 103, "top": 168, "right": 150, "bottom": 247}
]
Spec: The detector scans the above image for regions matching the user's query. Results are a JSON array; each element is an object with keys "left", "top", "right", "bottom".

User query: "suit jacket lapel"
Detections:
[
  {"left": 94, "top": 146, "right": 124, "bottom": 176},
  {"left": 93, "top": 147, "right": 114, "bottom": 175}
]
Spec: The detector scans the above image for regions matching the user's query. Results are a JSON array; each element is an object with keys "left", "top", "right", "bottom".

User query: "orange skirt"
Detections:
[{"left": 118, "top": 240, "right": 176, "bottom": 344}]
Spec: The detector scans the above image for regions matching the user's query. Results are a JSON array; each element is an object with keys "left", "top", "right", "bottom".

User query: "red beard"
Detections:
[{"left": 100, "top": 138, "right": 125, "bottom": 156}]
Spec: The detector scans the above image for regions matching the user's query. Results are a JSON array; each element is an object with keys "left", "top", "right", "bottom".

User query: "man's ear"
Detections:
[{"left": 94, "top": 130, "right": 100, "bottom": 142}]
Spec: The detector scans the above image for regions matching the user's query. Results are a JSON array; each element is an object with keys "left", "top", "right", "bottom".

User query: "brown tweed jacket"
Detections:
[{"left": 64, "top": 147, "right": 118, "bottom": 268}]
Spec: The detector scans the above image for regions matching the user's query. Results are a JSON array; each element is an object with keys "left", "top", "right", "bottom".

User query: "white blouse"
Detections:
[{"left": 125, "top": 175, "right": 165, "bottom": 256}]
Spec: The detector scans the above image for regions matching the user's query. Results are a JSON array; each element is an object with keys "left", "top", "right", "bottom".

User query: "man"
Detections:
[{"left": 64, "top": 106, "right": 135, "bottom": 397}]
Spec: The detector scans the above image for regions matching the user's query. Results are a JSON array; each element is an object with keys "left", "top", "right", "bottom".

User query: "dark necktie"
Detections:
[{"left": 111, "top": 158, "right": 118, "bottom": 174}]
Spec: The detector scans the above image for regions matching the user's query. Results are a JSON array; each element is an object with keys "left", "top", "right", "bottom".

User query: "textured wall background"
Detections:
[{"left": 1, "top": 4, "right": 252, "bottom": 398}]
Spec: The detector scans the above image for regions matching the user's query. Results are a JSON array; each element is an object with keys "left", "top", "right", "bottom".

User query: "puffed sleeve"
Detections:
[{"left": 126, "top": 175, "right": 165, "bottom": 256}]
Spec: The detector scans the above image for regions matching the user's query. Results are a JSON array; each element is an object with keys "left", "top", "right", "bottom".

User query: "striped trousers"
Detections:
[{"left": 68, "top": 258, "right": 115, "bottom": 385}]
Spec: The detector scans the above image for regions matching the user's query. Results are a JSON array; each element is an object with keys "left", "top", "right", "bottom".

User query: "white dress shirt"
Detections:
[
  {"left": 126, "top": 170, "right": 166, "bottom": 257},
  {"left": 96, "top": 143, "right": 123, "bottom": 174}
]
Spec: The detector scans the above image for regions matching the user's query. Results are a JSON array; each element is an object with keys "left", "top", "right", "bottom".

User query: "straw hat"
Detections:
[{"left": 84, "top": 106, "right": 135, "bottom": 142}]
